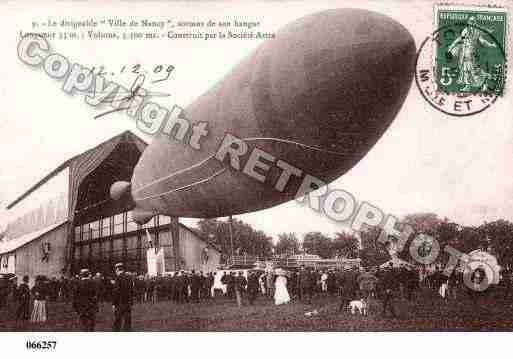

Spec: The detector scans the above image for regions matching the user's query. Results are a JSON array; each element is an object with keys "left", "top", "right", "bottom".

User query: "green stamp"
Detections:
[{"left": 435, "top": 5, "right": 507, "bottom": 95}]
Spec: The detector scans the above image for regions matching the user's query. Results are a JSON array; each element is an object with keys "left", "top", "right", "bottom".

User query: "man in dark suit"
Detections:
[
  {"left": 234, "top": 271, "right": 247, "bottom": 307},
  {"left": 182, "top": 271, "right": 190, "bottom": 303},
  {"left": 0, "top": 276, "right": 8, "bottom": 312},
  {"left": 175, "top": 271, "right": 184, "bottom": 303},
  {"left": 298, "top": 266, "right": 314, "bottom": 304},
  {"left": 220, "top": 271, "right": 230, "bottom": 297},
  {"left": 247, "top": 271, "right": 260, "bottom": 305},
  {"left": 227, "top": 272, "right": 236, "bottom": 299},
  {"left": 338, "top": 269, "right": 356, "bottom": 312},
  {"left": 206, "top": 272, "right": 215, "bottom": 298},
  {"left": 382, "top": 264, "right": 398, "bottom": 318},
  {"left": 199, "top": 271, "right": 208, "bottom": 300},
  {"left": 73, "top": 269, "right": 99, "bottom": 331},
  {"left": 190, "top": 270, "right": 201, "bottom": 303},
  {"left": 112, "top": 263, "right": 134, "bottom": 331},
  {"left": 15, "top": 275, "right": 31, "bottom": 323}
]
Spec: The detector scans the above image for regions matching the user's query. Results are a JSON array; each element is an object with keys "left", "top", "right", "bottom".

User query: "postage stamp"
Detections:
[
  {"left": 415, "top": 4, "right": 508, "bottom": 116},
  {"left": 435, "top": 5, "right": 507, "bottom": 95}
]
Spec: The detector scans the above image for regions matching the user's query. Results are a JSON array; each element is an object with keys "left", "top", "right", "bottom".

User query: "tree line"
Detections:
[
  {"left": 196, "top": 213, "right": 513, "bottom": 270},
  {"left": 196, "top": 218, "right": 359, "bottom": 260},
  {"left": 359, "top": 213, "right": 513, "bottom": 269}
]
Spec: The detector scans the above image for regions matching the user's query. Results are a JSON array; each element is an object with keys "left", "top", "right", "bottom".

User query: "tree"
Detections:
[
  {"left": 430, "top": 220, "right": 461, "bottom": 264},
  {"left": 275, "top": 233, "right": 299, "bottom": 256},
  {"left": 196, "top": 218, "right": 273, "bottom": 258},
  {"left": 452, "top": 226, "right": 484, "bottom": 254},
  {"left": 400, "top": 215, "right": 488, "bottom": 265},
  {"left": 400, "top": 213, "right": 459, "bottom": 264},
  {"left": 478, "top": 219, "right": 513, "bottom": 270},
  {"left": 359, "top": 226, "right": 389, "bottom": 267},
  {"left": 302, "top": 232, "right": 333, "bottom": 258},
  {"left": 332, "top": 232, "right": 359, "bottom": 258},
  {"left": 402, "top": 212, "right": 443, "bottom": 235}
]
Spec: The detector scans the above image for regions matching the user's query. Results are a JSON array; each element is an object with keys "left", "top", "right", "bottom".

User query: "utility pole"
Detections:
[{"left": 228, "top": 215, "right": 235, "bottom": 259}]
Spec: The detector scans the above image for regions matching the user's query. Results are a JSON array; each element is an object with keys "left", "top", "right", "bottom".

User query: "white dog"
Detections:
[{"left": 349, "top": 299, "right": 367, "bottom": 316}]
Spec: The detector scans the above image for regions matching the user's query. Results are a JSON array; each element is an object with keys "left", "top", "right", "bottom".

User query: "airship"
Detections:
[{"left": 112, "top": 8, "right": 416, "bottom": 222}]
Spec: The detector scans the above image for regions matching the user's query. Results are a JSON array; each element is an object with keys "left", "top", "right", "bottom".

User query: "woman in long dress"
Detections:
[
  {"left": 30, "top": 277, "right": 47, "bottom": 323},
  {"left": 258, "top": 273, "right": 266, "bottom": 295},
  {"left": 274, "top": 272, "right": 291, "bottom": 305}
]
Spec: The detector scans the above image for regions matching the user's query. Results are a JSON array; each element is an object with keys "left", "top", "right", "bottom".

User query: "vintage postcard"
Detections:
[{"left": 0, "top": 0, "right": 512, "bottom": 352}]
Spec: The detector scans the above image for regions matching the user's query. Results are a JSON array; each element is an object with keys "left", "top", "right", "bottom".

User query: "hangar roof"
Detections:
[
  {"left": 0, "top": 220, "right": 67, "bottom": 255},
  {"left": 7, "top": 131, "right": 147, "bottom": 210}
]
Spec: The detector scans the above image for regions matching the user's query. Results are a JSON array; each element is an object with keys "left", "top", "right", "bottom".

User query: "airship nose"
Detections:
[
  {"left": 110, "top": 181, "right": 131, "bottom": 201},
  {"left": 252, "top": 9, "right": 416, "bottom": 176}
]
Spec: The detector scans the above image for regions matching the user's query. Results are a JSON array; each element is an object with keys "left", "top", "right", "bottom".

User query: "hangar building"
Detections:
[{"left": 0, "top": 131, "right": 221, "bottom": 282}]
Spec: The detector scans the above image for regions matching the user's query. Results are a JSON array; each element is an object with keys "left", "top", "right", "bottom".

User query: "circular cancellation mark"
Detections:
[{"left": 415, "top": 23, "right": 506, "bottom": 117}]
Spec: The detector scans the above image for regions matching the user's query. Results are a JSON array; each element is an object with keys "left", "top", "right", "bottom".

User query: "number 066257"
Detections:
[{"left": 26, "top": 341, "right": 57, "bottom": 350}]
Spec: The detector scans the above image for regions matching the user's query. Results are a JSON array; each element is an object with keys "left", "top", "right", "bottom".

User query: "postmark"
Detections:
[{"left": 415, "top": 5, "right": 507, "bottom": 116}]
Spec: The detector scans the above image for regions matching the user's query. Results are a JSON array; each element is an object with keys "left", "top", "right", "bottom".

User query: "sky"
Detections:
[{"left": 0, "top": 0, "right": 512, "bottom": 241}]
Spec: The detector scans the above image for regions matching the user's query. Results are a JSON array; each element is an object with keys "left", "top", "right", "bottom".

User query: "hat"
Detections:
[
  {"left": 275, "top": 268, "right": 287, "bottom": 276},
  {"left": 115, "top": 262, "right": 124, "bottom": 269},
  {"left": 80, "top": 268, "right": 90, "bottom": 277}
]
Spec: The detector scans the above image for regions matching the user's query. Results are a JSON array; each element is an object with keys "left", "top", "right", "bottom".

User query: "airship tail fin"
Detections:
[{"left": 131, "top": 208, "right": 157, "bottom": 225}]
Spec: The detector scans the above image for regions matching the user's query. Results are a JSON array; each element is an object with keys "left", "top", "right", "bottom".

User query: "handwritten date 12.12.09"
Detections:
[{"left": 89, "top": 64, "right": 175, "bottom": 83}]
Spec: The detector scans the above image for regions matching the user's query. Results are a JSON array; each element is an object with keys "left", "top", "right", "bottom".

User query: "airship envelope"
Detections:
[{"left": 114, "top": 8, "right": 416, "bottom": 221}]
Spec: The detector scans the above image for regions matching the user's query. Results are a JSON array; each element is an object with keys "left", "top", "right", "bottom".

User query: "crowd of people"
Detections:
[
  {"left": 2, "top": 261, "right": 509, "bottom": 330},
  {"left": 0, "top": 262, "right": 135, "bottom": 331},
  {"left": 132, "top": 270, "right": 216, "bottom": 304}
]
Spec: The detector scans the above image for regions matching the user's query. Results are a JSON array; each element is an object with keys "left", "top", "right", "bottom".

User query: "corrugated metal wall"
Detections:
[
  {"left": 14, "top": 224, "right": 68, "bottom": 284},
  {"left": 9, "top": 221, "right": 220, "bottom": 282}
]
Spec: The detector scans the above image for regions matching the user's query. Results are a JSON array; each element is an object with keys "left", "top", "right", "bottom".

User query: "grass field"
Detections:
[{"left": 1, "top": 288, "right": 513, "bottom": 331}]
